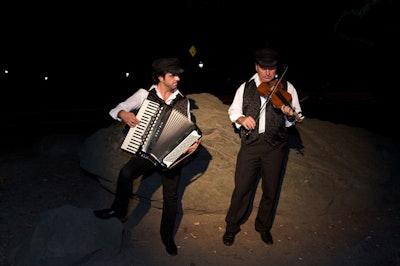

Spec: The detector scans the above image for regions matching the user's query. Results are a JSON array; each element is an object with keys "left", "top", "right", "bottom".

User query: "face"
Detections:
[
  {"left": 159, "top": 72, "right": 181, "bottom": 90},
  {"left": 255, "top": 64, "right": 277, "bottom": 83}
]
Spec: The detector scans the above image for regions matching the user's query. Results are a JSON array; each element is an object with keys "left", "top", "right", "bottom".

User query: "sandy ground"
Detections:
[{"left": 1, "top": 128, "right": 399, "bottom": 266}]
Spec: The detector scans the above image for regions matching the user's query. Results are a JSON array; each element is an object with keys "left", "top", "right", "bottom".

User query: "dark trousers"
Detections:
[
  {"left": 225, "top": 136, "right": 287, "bottom": 233},
  {"left": 111, "top": 155, "right": 181, "bottom": 242}
]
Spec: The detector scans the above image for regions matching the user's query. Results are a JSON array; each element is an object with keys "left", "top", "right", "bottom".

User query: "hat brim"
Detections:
[
  {"left": 165, "top": 67, "right": 184, "bottom": 74},
  {"left": 256, "top": 60, "right": 278, "bottom": 68}
]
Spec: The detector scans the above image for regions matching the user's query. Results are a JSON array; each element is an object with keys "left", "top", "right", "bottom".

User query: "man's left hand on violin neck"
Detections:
[{"left": 280, "top": 105, "right": 295, "bottom": 116}]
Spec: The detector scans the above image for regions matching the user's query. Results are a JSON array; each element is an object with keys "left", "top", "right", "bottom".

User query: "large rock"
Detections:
[
  {"left": 79, "top": 93, "right": 399, "bottom": 216},
  {"left": 11, "top": 205, "right": 123, "bottom": 266}
]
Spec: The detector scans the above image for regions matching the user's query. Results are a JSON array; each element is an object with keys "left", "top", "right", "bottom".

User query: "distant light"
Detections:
[
  {"left": 198, "top": 61, "right": 204, "bottom": 68},
  {"left": 125, "top": 72, "right": 130, "bottom": 77},
  {"left": 44, "top": 76, "right": 48, "bottom": 80},
  {"left": 4, "top": 70, "right": 8, "bottom": 74}
]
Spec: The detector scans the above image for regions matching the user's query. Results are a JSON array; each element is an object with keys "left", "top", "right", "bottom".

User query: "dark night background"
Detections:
[{"left": 1, "top": 0, "right": 398, "bottom": 139}]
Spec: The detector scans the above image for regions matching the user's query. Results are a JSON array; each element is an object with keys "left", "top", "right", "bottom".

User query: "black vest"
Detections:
[
  {"left": 239, "top": 79, "right": 288, "bottom": 146},
  {"left": 146, "top": 88, "right": 188, "bottom": 117}
]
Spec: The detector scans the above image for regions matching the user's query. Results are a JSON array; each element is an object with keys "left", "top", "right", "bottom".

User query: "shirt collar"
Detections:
[{"left": 249, "top": 73, "right": 261, "bottom": 87}]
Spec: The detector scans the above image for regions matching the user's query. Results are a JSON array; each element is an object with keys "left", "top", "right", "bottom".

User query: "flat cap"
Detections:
[
  {"left": 152, "top": 58, "right": 184, "bottom": 74},
  {"left": 255, "top": 48, "right": 280, "bottom": 68}
]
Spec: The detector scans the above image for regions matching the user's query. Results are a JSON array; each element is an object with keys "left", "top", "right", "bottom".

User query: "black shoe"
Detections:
[
  {"left": 164, "top": 240, "right": 178, "bottom": 256},
  {"left": 260, "top": 231, "right": 273, "bottom": 245},
  {"left": 93, "top": 208, "right": 126, "bottom": 222},
  {"left": 223, "top": 231, "right": 238, "bottom": 246}
]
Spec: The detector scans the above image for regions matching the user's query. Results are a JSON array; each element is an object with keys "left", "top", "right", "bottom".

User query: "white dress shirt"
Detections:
[{"left": 109, "top": 85, "right": 191, "bottom": 121}]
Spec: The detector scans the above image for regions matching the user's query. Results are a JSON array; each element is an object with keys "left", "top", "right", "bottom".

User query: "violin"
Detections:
[
  {"left": 257, "top": 79, "right": 304, "bottom": 123},
  {"left": 258, "top": 80, "right": 291, "bottom": 108}
]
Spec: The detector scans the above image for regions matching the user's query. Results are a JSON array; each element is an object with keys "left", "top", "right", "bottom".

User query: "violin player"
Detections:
[{"left": 223, "top": 47, "right": 304, "bottom": 246}]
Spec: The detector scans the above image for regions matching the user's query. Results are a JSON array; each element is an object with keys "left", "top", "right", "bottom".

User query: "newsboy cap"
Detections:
[
  {"left": 255, "top": 48, "right": 280, "bottom": 68},
  {"left": 152, "top": 58, "right": 184, "bottom": 74}
]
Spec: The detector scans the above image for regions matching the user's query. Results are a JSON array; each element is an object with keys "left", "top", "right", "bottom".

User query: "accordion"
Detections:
[{"left": 121, "top": 99, "right": 202, "bottom": 169}]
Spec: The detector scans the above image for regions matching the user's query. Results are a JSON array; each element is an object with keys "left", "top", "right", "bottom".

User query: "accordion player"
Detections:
[{"left": 121, "top": 99, "right": 202, "bottom": 169}]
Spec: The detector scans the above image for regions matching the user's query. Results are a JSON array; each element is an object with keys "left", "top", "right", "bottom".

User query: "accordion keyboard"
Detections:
[{"left": 121, "top": 99, "right": 161, "bottom": 154}]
